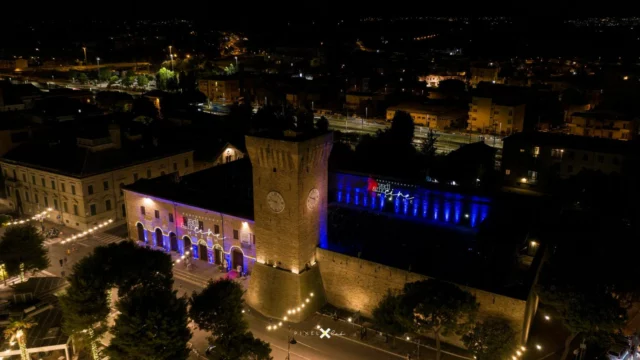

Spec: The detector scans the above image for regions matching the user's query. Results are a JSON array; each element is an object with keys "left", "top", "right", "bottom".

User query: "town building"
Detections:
[
  {"left": 567, "top": 110, "right": 637, "bottom": 140},
  {"left": 198, "top": 77, "right": 240, "bottom": 104},
  {"left": 468, "top": 96, "right": 526, "bottom": 134},
  {"left": 193, "top": 142, "right": 245, "bottom": 172},
  {"left": 418, "top": 72, "right": 466, "bottom": 87},
  {"left": 501, "top": 132, "right": 631, "bottom": 189},
  {"left": 470, "top": 63, "right": 501, "bottom": 87},
  {"left": 0, "top": 128, "right": 194, "bottom": 230},
  {"left": 0, "top": 58, "right": 28, "bottom": 70},
  {"left": 386, "top": 103, "right": 467, "bottom": 130},
  {"left": 123, "top": 159, "right": 255, "bottom": 272}
]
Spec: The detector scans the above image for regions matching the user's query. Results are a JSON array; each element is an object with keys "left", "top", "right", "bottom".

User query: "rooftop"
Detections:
[
  {"left": 124, "top": 158, "right": 254, "bottom": 220},
  {"left": 1, "top": 141, "right": 192, "bottom": 178},
  {"left": 503, "top": 131, "right": 635, "bottom": 154}
]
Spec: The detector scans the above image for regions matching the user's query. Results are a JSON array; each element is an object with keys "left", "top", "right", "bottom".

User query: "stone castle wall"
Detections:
[{"left": 316, "top": 248, "right": 530, "bottom": 347}]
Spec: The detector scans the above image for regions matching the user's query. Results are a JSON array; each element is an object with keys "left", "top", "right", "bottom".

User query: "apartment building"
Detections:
[
  {"left": 567, "top": 111, "right": 637, "bottom": 141},
  {"left": 470, "top": 64, "right": 501, "bottom": 87},
  {"left": 198, "top": 77, "right": 240, "bottom": 104},
  {"left": 468, "top": 96, "right": 526, "bottom": 134},
  {"left": 386, "top": 103, "right": 467, "bottom": 130},
  {"left": 1, "top": 131, "right": 194, "bottom": 230},
  {"left": 501, "top": 132, "right": 630, "bottom": 190}
]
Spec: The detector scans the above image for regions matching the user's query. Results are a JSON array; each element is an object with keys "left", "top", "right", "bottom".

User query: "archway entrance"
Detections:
[
  {"left": 183, "top": 237, "right": 191, "bottom": 256},
  {"left": 137, "top": 223, "right": 145, "bottom": 242},
  {"left": 155, "top": 229, "right": 164, "bottom": 248},
  {"left": 198, "top": 244, "right": 208, "bottom": 262},
  {"left": 214, "top": 247, "right": 222, "bottom": 265},
  {"left": 231, "top": 248, "right": 244, "bottom": 272},
  {"left": 169, "top": 232, "right": 178, "bottom": 252}
]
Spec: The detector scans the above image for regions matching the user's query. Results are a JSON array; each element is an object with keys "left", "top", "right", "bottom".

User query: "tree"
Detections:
[
  {"left": 131, "top": 97, "right": 159, "bottom": 120},
  {"left": 224, "top": 63, "right": 237, "bottom": 75},
  {"left": 69, "top": 70, "right": 79, "bottom": 82},
  {"left": 156, "top": 68, "right": 175, "bottom": 91},
  {"left": 209, "top": 331, "right": 272, "bottom": 360},
  {"left": 189, "top": 278, "right": 247, "bottom": 337},
  {"left": 78, "top": 73, "right": 89, "bottom": 84},
  {"left": 106, "top": 286, "right": 191, "bottom": 360},
  {"left": 60, "top": 242, "right": 175, "bottom": 360},
  {"left": 0, "top": 224, "right": 49, "bottom": 277},
  {"left": 388, "top": 111, "right": 415, "bottom": 146},
  {"left": 372, "top": 290, "right": 407, "bottom": 346},
  {"left": 121, "top": 73, "right": 134, "bottom": 88},
  {"left": 3, "top": 319, "right": 37, "bottom": 360},
  {"left": 137, "top": 75, "right": 149, "bottom": 89},
  {"left": 316, "top": 116, "right": 329, "bottom": 133},
  {"left": 420, "top": 128, "right": 439, "bottom": 160},
  {"left": 190, "top": 279, "right": 271, "bottom": 360},
  {"left": 399, "top": 279, "right": 479, "bottom": 360},
  {"left": 462, "top": 317, "right": 517, "bottom": 360},
  {"left": 98, "top": 67, "right": 112, "bottom": 82}
]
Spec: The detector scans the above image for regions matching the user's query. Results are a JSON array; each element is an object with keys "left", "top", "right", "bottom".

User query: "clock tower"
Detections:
[{"left": 245, "top": 130, "right": 333, "bottom": 321}]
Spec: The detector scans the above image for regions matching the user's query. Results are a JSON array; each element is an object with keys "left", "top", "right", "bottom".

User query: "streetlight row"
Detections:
[
  {"left": 60, "top": 219, "right": 114, "bottom": 245},
  {"left": 2, "top": 208, "right": 52, "bottom": 226},
  {"left": 266, "top": 292, "right": 315, "bottom": 331}
]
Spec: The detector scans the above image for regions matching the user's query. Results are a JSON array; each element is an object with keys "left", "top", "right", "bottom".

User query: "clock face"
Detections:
[
  {"left": 307, "top": 188, "right": 320, "bottom": 210},
  {"left": 266, "top": 191, "right": 285, "bottom": 213}
]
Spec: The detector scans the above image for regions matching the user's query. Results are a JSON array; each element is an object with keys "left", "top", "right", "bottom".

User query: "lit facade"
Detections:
[
  {"left": 468, "top": 96, "right": 525, "bottom": 134},
  {"left": 470, "top": 65, "right": 500, "bottom": 87},
  {"left": 567, "top": 111, "right": 637, "bottom": 141},
  {"left": 418, "top": 73, "right": 466, "bottom": 87},
  {"left": 386, "top": 104, "right": 467, "bottom": 130},
  {"left": 502, "top": 132, "right": 629, "bottom": 189},
  {"left": 194, "top": 143, "right": 245, "bottom": 172},
  {"left": 0, "top": 59, "right": 28, "bottom": 70},
  {"left": 123, "top": 191, "right": 256, "bottom": 273},
  {"left": 1, "top": 149, "right": 194, "bottom": 230},
  {"left": 198, "top": 78, "right": 240, "bottom": 104}
]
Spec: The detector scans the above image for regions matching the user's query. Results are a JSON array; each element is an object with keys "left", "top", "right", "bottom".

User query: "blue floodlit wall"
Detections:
[{"left": 331, "top": 173, "right": 490, "bottom": 229}]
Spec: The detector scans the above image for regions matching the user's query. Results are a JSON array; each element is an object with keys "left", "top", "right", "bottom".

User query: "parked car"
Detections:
[{"left": 607, "top": 344, "right": 630, "bottom": 360}]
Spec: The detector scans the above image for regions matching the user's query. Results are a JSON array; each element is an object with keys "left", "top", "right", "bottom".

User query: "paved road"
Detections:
[
  {"left": 324, "top": 115, "right": 503, "bottom": 153},
  {"left": 37, "top": 222, "right": 470, "bottom": 360}
]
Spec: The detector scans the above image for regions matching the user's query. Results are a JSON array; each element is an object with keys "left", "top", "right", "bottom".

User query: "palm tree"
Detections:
[{"left": 3, "top": 319, "right": 37, "bottom": 360}]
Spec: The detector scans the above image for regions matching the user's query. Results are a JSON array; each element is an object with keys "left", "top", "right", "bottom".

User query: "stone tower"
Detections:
[{"left": 245, "top": 130, "right": 333, "bottom": 322}]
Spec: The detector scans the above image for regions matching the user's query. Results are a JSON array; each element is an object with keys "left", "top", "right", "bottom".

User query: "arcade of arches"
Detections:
[{"left": 135, "top": 223, "right": 248, "bottom": 273}]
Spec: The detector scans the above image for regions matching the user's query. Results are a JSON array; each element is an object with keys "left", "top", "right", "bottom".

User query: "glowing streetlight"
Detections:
[
  {"left": 82, "top": 47, "right": 87, "bottom": 65},
  {"left": 234, "top": 56, "right": 238, "bottom": 67}
]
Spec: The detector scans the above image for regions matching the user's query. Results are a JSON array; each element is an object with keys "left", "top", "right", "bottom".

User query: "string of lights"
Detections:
[
  {"left": 2, "top": 208, "right": 52, "bottom": 226},
  {"left": 60, "top": 219, "right": 114, "bottom": 245},
  {"left": 266, "top": 292, "right": 314, "bottom": 331}
]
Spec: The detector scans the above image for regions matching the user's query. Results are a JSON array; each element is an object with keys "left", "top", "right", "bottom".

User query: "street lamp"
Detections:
[
  {"left": 96, "top": 57, "right": 100, "bottom": 83},
  {"left": 286, "top": 326, "right": 297, "bottom": 360},
  {"left": 170, "top": 54, "right": 174, "bottom": 72},
  {"left": 234, "top": 56, "right": 238, "bottom": 67},
  {"left": 82, "top": 47, "right": 87, "bottom": 65}
]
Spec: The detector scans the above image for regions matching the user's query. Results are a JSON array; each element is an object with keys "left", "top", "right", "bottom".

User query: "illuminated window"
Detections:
[
  {"left": 505, "top": 169, "right": 511, "bottom": 175},
  {"left": 551, "top": 149, "right": 563, "bottom": 159},
  {"left": 532, "top": 147, "right": 540, "bottom": 157}
]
